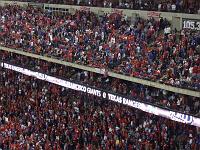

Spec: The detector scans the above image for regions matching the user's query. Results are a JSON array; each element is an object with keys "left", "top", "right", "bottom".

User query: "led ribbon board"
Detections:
[{"left": 1, "top": 62, "right": 200, "bottom": 127}]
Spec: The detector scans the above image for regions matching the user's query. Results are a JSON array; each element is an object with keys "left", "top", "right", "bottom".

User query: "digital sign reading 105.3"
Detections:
[{"left": 182, "top": 19, "right": 200, "bottom": 30}]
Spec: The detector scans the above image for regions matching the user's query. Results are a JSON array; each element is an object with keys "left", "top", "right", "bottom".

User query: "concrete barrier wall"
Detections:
[
  {"left": 0, "top": 0, "right": 28, "bottom": 7},
  {"left": 0, "top": 46, "right": 199, "bottom": 98}
]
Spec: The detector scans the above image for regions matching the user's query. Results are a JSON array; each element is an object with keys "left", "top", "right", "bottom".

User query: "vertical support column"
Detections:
[
  {"left": 172, "top": 16, "right": 181, "bottom": 31},
  {"left": 131, "top": 13, "right": 138, "bottom": 24}
]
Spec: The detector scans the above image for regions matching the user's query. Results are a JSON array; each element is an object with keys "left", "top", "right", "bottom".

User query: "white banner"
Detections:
[{"left": 1, "top": 62, "right": 200, "bottom": 127}]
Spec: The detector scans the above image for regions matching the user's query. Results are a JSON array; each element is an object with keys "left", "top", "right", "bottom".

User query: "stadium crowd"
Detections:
[
  {"left": 6, "top": 0, "right": 200, "bottom": 14},
  {"left": 0, "top": 67, "right": 200, "bottom": 149},
  {"left": 0, "top": 5, "right": 199, "bottom": 91},
  {"left": 0, "top": 1, "right": 200, "bottom": 150},
  {"left": 1, "top": 51, "right": 200, "bottom": 117}
]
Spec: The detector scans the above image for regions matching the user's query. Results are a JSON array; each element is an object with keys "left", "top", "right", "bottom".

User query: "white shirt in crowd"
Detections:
[
  {"left": 48, "top": 33, "right": 53, "bottom": 42},
  {"left": 77, "top": 0, "right": 81, "bottom": 5},
  {"left": 158, "top": 4, "right": 162, "bottom": 10},
  {"left": 1, "top": 16, "right": 5, "bottom": 23},
  {"left": 104, "top": 0, "right": 107, "bottom": 7},
  {"left": 99, "top": 45, "right": 103, "bottom": 51},
  {"left": 189, "top": 67, "right": 193, "bottom": 74},
  {"left": 111, "top": 37, "right": 116, "bottom": 44},
  {"left": 171, "top": 4, "right": 176, "bottom": 11},
  {"left": 95, "top": 31, "right": 98, "bottom": 38},
  {"left": 101, "top": 32, "right": 105, "bottom": 40},
  {"left": 164, "top": 27, "right": 171, "bottom": 34}
]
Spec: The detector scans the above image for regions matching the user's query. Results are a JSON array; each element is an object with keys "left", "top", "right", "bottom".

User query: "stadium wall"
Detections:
[{"left": 0, "top": 46, "right": 200, "bottom": 98}]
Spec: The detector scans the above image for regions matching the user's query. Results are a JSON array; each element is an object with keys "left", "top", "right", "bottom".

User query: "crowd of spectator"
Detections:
[
  {"left": 6, "top": 0, "right": 200, "bottom": 14},
  {"left": 0, "top": 5, "right": 199, "bottom": 91},
  {"left": 0, "top": 66, "right": 200, "bottom": 149},
  {"left": 1, "top": 51, "right": 200, "bottom": 117},
  {"left": 0, "top": 3, "right": 199, "bottom": 149}
]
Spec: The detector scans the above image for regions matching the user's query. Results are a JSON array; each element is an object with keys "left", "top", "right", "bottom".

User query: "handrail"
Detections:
[{"left": 0, "top": 46, "right": 199, "bottom": 98}]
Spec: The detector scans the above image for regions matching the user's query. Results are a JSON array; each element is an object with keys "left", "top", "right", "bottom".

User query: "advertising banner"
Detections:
[{"left": 1, "top": 62, "right": 200, "bottom": 127}]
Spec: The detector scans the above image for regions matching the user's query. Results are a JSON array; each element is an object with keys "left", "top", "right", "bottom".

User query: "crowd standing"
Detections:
[
  {"left": 7, "top": 0, "right": 200, "bottom": 14},
  {"left": 1, "top": 51, "right": 200, "bottom": 117},
  {"left": 0, "top": 2, "right": 199, "bottom": 150},
  {"left": 0, "top": 5, "right": 199, "bottom": 90},
  {"left": 0, "top": 67, "right": 200, "bottom": 149}
]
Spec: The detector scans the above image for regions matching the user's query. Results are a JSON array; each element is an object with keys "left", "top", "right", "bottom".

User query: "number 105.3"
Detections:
[{"left": 183, "top": 20, "right": 200, "bottom": 30}]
